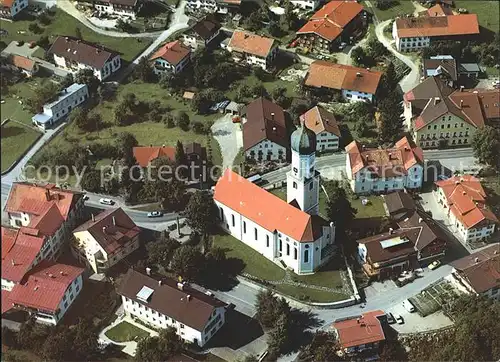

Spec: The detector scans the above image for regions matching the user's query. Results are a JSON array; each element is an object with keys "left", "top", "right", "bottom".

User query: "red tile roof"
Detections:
[
  {"left": 150, "top": 40, "right": 191, "bottom": 66},
  {"left": 1, "top": 226, "right": 45, "bottom": 283},
  {"left": 333, "top": 310, "right": 386, "bottom": 349},
  {"left": 8, "top": 261, "right": 84, "bottom": 313},
  {"left": 11, "top": 55, "right": 36, "bottom": 71},
  {"left": 297, "top": 1, "right": 364, "bottom": 41},
  {"left": 305, "top": 61, "right": 382, "bottom": 94},
  {"left": 301, "top": 106, "right": 340, "bottom": 137},
  {"left": 1, "top": 290, "right": 13, "bottom": 314},
  {"left": 395, "top": 14, "right": 479, "bottom": 38},
  {"left": 228, "top": 30, "right": 275, "bottom": 58},
  {"left": 133, "top": 146, "right": 176, "bottom": 168},
  {"left": 214, "top": 170, "right": 327, "bottom": 242},
  {"left": 426, "top": 3, "right": 453, "bottom": 16},
  {"left": 346, "top": 136, "right": 423, "bottom": 177},
  {"left": 1, "top": 0, "right": 15, "bottom": 8},
  {"left": 73, "top": 208, "right": 140, "bottom": 254},
  {"left": 435, "top": 176, "right": 498, "bottom": 229}
]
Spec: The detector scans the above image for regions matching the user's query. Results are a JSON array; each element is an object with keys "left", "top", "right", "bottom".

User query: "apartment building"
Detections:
[
  {"left": 345, "top": 137, "right": 424, "bottom": 195},
  {"left": 296, "top": 0, "right": 366, "bottom": 53},
  {"left": 300, "top": 105, "right": 341, "bottom": 152},
  {"left": 32, "top": 83, "right": 89, "bottom": 131},
  {"left": 48, "top": 36, "right": 121, "bottom": 80},
  {"left": 305, "top": 61, "right": 382, "bottom": 102},
  {"left": 435, "top": 176, "right": 498, "bottom": 244},
  {"left": 117, "top": 269, "right": 227, "bottom": 346},
  {"left": 0, "top": 0, "right": 28, "bottom": 19},
  {"left": 392, "top": 14, "right": 479, "bottom": 52},
  {"left": 72, "top": 208, "right": 140, "bottom": 274},
  {"left": 150, "top": 40, "right": 191, "bottom": 75},
  {"left": 227, "top": 30, "right": 277, "bottom": 71}
]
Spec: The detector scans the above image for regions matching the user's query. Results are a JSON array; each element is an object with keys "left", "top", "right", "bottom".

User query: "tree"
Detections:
[
  {"left": 192, "top": 121, "right": 207, "bottom": 134},
  {"left": 72, "top": 318, "right": 99, "bottom": 361},
  {"left": 147, "top": 235, "right": 181, "bottom": 271},
  {"left": 60, "top": 73, "right": 74, "bottom": 89},
  {"left": 351, "top": 46, "right": 367, "bottom": 67},
  {"left": 75, "top": 68, "right": 100, "bottom": 94},
  {"left": 2, "top": 326, "right": 18, "bottom": 348},
  {"left": 267, "top": 313, "right": 291, "bottom": 359},
  {"left": 184, "top": 191, "right": 218, "bottom": 238},
  {"left": 255, "top": 290, "right": 291, "bottom": 330},
  {"left": 378, "top": 90, "right": 404, "bottom": 143},
  {"left": 114, "top": 101, "right": 130, "bottom": 126},
  {"left": 175, "top": 140, "right": 188, "bottom": 179},
  {"left": 116, "top": 132, "right": 138, "bottom": 166},
  {"left": 472, "top": 126, "right": 500, "bottom": 169},
  {"left": 29, "top": 22, "right": 42, "bottom": 34},
  {"left": 325, "top": 181, "right": 357, "bottom": 235},
  {"left": 27, "top": 81, "right": 60, "bottom": 113},
  {"left": 298, "top": 331, "right": 343, "bottom": 362},
  {"left": 37, "top": 35, "right": 50, "bottom": 49},
  {"left": 379, "top": 61, "right": 398, "bottom": 98},
  {"left": 80, "top": 169, "right": 101, "bottom": 192},
  {"left": 157, "top": 178, "right": 186, "bottom": 211},
  {"left": 170, "top": 245, "right": 204, "bottom": 280},
  {"left": 133, "top": 56, "right": 155, "bottom": 82},
  {"left": 135, "top": 329, "right": 183, "bottom": 362},
  {"left": 176, "top": 111, "right": 190, "bottom": 131},
  {"left": 40, "top": 327, "right": 74, "bottom": 361}
]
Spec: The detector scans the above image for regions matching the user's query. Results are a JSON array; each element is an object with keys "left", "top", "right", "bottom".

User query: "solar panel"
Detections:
[
  {"left": 379, "top": 237, "right": 410, "bottom": 249},
  {"left": 136, "top": 286, "right": 154, "bottom": 302}
]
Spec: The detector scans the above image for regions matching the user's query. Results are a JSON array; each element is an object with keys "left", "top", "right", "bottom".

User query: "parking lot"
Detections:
[{"left": 409, "top": 279, "right": 461, "bottom": 317}]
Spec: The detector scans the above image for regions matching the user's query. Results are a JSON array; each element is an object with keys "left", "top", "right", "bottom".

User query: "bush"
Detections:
[
  {"left": 176, "top": 111, "right": 190, "bottom": 131},
  {"left": 192, "top": 121, "right": 207, "bottom": 134}
]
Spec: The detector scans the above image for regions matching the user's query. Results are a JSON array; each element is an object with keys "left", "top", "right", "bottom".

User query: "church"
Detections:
[{"left": 213, "top": 122, "right": 336, "bottom": 275}]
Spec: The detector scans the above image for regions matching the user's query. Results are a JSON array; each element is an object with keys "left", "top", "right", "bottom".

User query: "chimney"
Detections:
[
  {"left": 462, "top": 191, "right": 466, "bottom": 195},
  {"left": 271, "top": 112, "right": 275, "bottom": 121},
  {"left": 45, "top": 189, "right": 51, "bottom": 201},
  {"left": 112, "top": 216, "right": 116, "bottom": 226},
  {"left": 60, "top": 271, "right": 66, "bottom": 276},
  {"left": 357, "top": 318, "right": 360, "bottom": 324},
  {"left": 11, "top": 259, "right": 15, "bottom": 266},
  {"left": 356, "top": 72, "right": 362, "bottom": 77},
  {"left": 389, "top": 228, "right": 394, "bottom": 234},
  {"left": 34, "top": 286, "right": 39, "bottom": 291},
  {"left": 150, "top": 144, "right": 152, "bottom": 147},
  {"left": 49, "top": 273, "right": 54, "bottom": 278},
  {"left": 177, "top": 282, "right": 184, "bottom": 290},
  {"left": 366, "top": 68, "right": 370, "bottom": 72},
  {"left": 460, "top": 100, "right": 463, "bottom": 108},
  {"left": 418, "top": 217, "right": 423, "bottom": 223},
  {"left": 102, "top": 226, "right": 106, "bottom": 234},
  {"left": 187, "top": 295, "right": 191, "bottom": 301},
  {"left": 434, "top": 97, "right": 440, "bottom": 105},
  {"left": 158, "top": 280, "right": 162, "bottom": 286},
  {"left": 460, "top": 86, "right": 464, "bottom": 92},
  {"left": 272, "top": 126, "right": 277, "bottom": 133},
  {"left": 91, "top": 213, "right": 95, "bottom": 222},
  {"left": 146, "top": 267, "right": 151, "bottom": 275},
  {"left": 475, "top": 257, "right": 479, "bottom": 263}
]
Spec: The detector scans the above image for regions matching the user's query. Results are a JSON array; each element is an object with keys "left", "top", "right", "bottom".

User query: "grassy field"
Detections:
[
  {"left": 365, "top": 0, "right": 416, "bottom": 21},
  {"left": 0, "top": 98, "right": 33, "bottom": 125},
  {"left": 350, "top": 194, "right": 387, "bottom": 219},
  {"left": 453, "top": 0, "right": 500, "bottom": 32},
  {"left": 226, "top": 74, "right": 299, "bottom": 102},
  {"left": 0, "top": 9, "right": 150, "bottom": 61},
  {"left": 1, "top": 122, "right": 41, "bottom": 172},
  {"left": 104, "top": 321, "right": 150, "bottom": 342}
]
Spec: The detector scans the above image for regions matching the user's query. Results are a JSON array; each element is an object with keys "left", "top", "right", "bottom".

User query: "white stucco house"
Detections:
[
  {"left": 80, "top": 0, "right": 144, "bottom": 19},
  {"left": 48, "top": 36, "right": 121, "bottom": 81},
  {"left": 32, "top": 83, "right": 89, "bottom": 131},
  {"left": 0, "top": 0, "right": 27, "bottom": 18},
  {"left": 214, "top": 123, "right": 336, "bottom": 275},
  {"left": 227, "top": 30, "right": 278, "bottom": 71},
  {"left": 186, "top": 0, "right": 240, "bottom": 14},
  {"left": 290, "top": 0, "right": 319, "bottom": 10},
  {"left": 117, "top": 269, "right": 227, "bottom": 347},
  {"left": 301, "top": 105, "right": 341, "bottom": 152},
  {"left": 345, "top": 136, "right": 424, "bottom": 194},
  {"left": 149, "top": 40, "right": 191, "bottom": 76}
]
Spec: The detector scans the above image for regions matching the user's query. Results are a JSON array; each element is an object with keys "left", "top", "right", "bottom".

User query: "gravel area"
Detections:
[{"left": 211, "top": 114, "right": 243, "bottom": 169}]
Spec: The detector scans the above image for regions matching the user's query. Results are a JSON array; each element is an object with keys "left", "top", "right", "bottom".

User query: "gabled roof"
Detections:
[
  {"left": 333, "top": 310, "right": 386, "bottom": 349},
  {"left": 48, "top": 36, "right": 118, "bottom": 70},
  {"left": 150, "top": 40, "right": 191, "bottom": 66},
  {"left": 395, "top": 14, "right": 479, "bottom": 38},
  {"left": 297, "top": 1, "right": 364, "bottom": 41},
  {"left": 11, "top": 55, "right": 36, "bottom": 71},
  {"left": 435, "top": 176, "right": 498, "bottom": 229},
  {"left": 188, "top": 15, "right": 221, "bottom": 40},
  {"left": 116, "top": 269, "right": 226, "bottom": 331},
  {"left": 450, "top": 243, "right": 500, "bottom": 293},
  {"left": 133, "top": 146, "right": 176, "bottom": 168},
  {"left": 300, "top": 106, "right": 340, "bottom": 137},
  {"left": 383, "top": 191, "right": 415, "bottom": 219},
  {"left": 8, "top": 261, "right": 84, "bottom": 313},
  {"left": 1, "top": 226, "right": 45, "bottom": 283},
  {"left": 423, "top": 55, "right": 458, "bottom": 81},
  {"left": 358, "top": 228, "right": 419, "bottom": 263},
  {"left": 425, "top": 3, "right": 453, "bottom": 16},
  {"left": 228, "top": 30, "right": 275, "bottom": 58},
  {"left": 73, "top": 208, "right": 140, "bottom": 254},
  {"left": 243, "top": 97, "right": 287, "bottom": 150},
  {"left": 346, "top": 136, "right": 423, "bottom": 177},
  {"left": 305, "top": 61, "right": 382, "bottom": 94},
  {"left": 214, "top": 169, "right": 327, "bottom": 242}
]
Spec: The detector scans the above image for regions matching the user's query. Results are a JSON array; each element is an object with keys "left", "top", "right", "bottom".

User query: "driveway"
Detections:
[
  {"left": 211, "top": 114, "right": 243, "bottom": 169},
  {"left": 387, "top": 306, "right": 453, "bottom": 334}
]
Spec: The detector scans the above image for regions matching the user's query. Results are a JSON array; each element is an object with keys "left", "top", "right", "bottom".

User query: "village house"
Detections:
[
  {"left": 182, "top": 15, "right": 221, "bottom": 50},
  {"left": 304, "top": 61, "right": 382, "bottom": 102},
  {"left": 214, "top": 123, "right": 336, "bottom": 275},
  {"left": 150, "top": 40, "right": 191, "bottom": 76},
  {"left": 77, "top": 0, "right": 144, "bottom": 19},
  {"left": 422, "top": 55, "right": 482, "bottom": 87},
  {"left": 296, "top": 0, "right": 366, "bottom": 53},
  {"left": 0, "top": 0, "right": 27, "bottom": 19},
  {"left": 117, "top": 269, "right": 227, "bottom": 346},
  {"left": 186, "top": 0, "right": 240, "bottom": 14},
  {"left": 2, "top": 261, "right": 84, "bottom": 325},
  {"left": 290, "top": 0, "right": 319, "bottom": 11},
  {"left": 419, "top": 2, "right": 453, "bottom": 17},
  {"left": 32, "top": 83, "right": 89, "bottom": 131},
  {"left": 448, "top": 244, "right": 500, "bottom": 301},
  {"left": 8, "top": 55, "right": 39, "bottom": 77},
  {"left": 357, "top": 191, "right": 447, "bottom": 280},
  {"left": 300, "top": 105, "right": 341, "bottom": 152},
  {"left": 435, "top": 176, "right": 498, "bottom": 244},
  {"left": 345, "top": 136, "right": 424, "bottom": 195},
  {"left": 332, "top": 310, "right": 386, "bottom": 358},
  {"left": 243, "top": 97, "right": 287, "bottom": 162},
  {"left": 48, "top": 36, "right": 121, "bottom": 80},
  {"left": 392, "top": 14, "right": 479, "bottom": 52},
  {"left": 404, "top": 77, "right": 499, "bottom": 149},
  {"left": 227, "top": 30, "right": 278, "bottom": 71},
  {"left": 72, "top": 208, "right": 140, "bottom": 274}
]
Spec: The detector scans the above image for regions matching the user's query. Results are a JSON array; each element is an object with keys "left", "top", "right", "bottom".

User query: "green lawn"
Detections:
[
  {"left": 453, "top": 0, "right": 500, "bottom": 32},
  {"left": 212, "top": 233, "right": 286, "bottom": 281},
  {"left": 226, "top": 74, "right": 299, "bottom": 102},
  {"left": 104, "top": 321, "right": 150, "bottom": 342},
  {"left": 294, "top": 260, "right": 344, "bottom": 289},
  {"left": 272, "top": 284, "right": 347, "bottom": 303},
  {"left": 350, "top": 194, "right": 386, "bottom": 219},
  {"left": 0, "top": 9, "right": 151, "bottom": 61},
  {"left": 0, "top": 98, "right": 33, "bottom": 125},
  {"left": 365, "top": 0, "right": 416, "bottom": 21},
  {"left": 1, "top": 122, "right": 41, "bottom": 172}
]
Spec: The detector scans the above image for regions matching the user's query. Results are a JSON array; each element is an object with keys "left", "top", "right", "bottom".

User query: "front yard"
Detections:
[
  {"left": 104, "top": 321, "right": 150, "bottom": 342},
  {"left": 1, "top": 122, "right": 41, "bottom": 172}
]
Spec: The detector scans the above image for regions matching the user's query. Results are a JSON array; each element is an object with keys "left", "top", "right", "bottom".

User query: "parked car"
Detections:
[
  {"left": 147, "top": 211, "right": 163, "bottom": 218},
  {"left": 402, "top": 299, "right": 416, "bottom": 313},
  {"left": 83, "top": 195, "right": 89, "bottom": 201},
  {"left": 99, "top": 198, "right": 115, "bottom": 205},
  {"left": 428, "top": 260, "right": 441, "bottom": 270},
  {"left": 386, "top": 312, "right": 396, "bottom": 324},
  {"left": 395, "top": 315, "right": 404, "bottom": 324}
]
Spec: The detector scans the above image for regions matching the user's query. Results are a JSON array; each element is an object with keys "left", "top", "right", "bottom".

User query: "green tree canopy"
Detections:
[
  {"left": 471, "top": 126, "right": 500, "bottom": 169},
  {"left": 170, "top": 245, "right": 204, "bottom": 280},
  {"left": 298, "top": 331, "right": 344, "bottom": 362},
  {"left": 184, "top": 191, "right": 218, "bottom": 237}
]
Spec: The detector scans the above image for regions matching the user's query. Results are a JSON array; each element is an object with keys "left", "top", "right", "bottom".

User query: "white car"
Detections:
[
  {"left": 147, "top": 211, "right": 163, "bottom": 218},
  {"left": 402, "top": 299, "right": 416, "bottom": 313},
  {"left": 99, "top": 198, "right": 115, "bottom": 205},
  {"left": 428, "top": 260, "right": 441, "bottom": 270},
  {"left": 395, "top": 315, "right": 404, "bottom": 324}
]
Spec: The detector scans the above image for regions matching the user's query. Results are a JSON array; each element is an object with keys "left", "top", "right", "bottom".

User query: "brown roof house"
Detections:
[
  {"left": 72, "top": 208, "right": 140, "bottom": 274},
  {"left": 357, "top": 191, "right": 447, "bottom": 280},
  {"left": 117, "top": 268, "right": 227, "bottom": 346},
  {"left": 242, "top": 97, "right": 287, "bottom": 162},
  {"left": 48, "top": 36, "right": 121, "bottom": 81},
  {"left": 182, "top": 15, "right": 221, "bottom": 50},
  {"left": 150, "top": 40, "right": 191, "bottom": 76},
  {"left": 227, "top": 30, "right": 278, "bottom": 71},
  {"left": 449, "top": 243, "right": 500, "bottom": 300},
  {"left": 305, "top": 61, "right": 382, "bottom": 103},
  {"left": 300, "top": 105, "right": 341, "bottom": 152}
]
